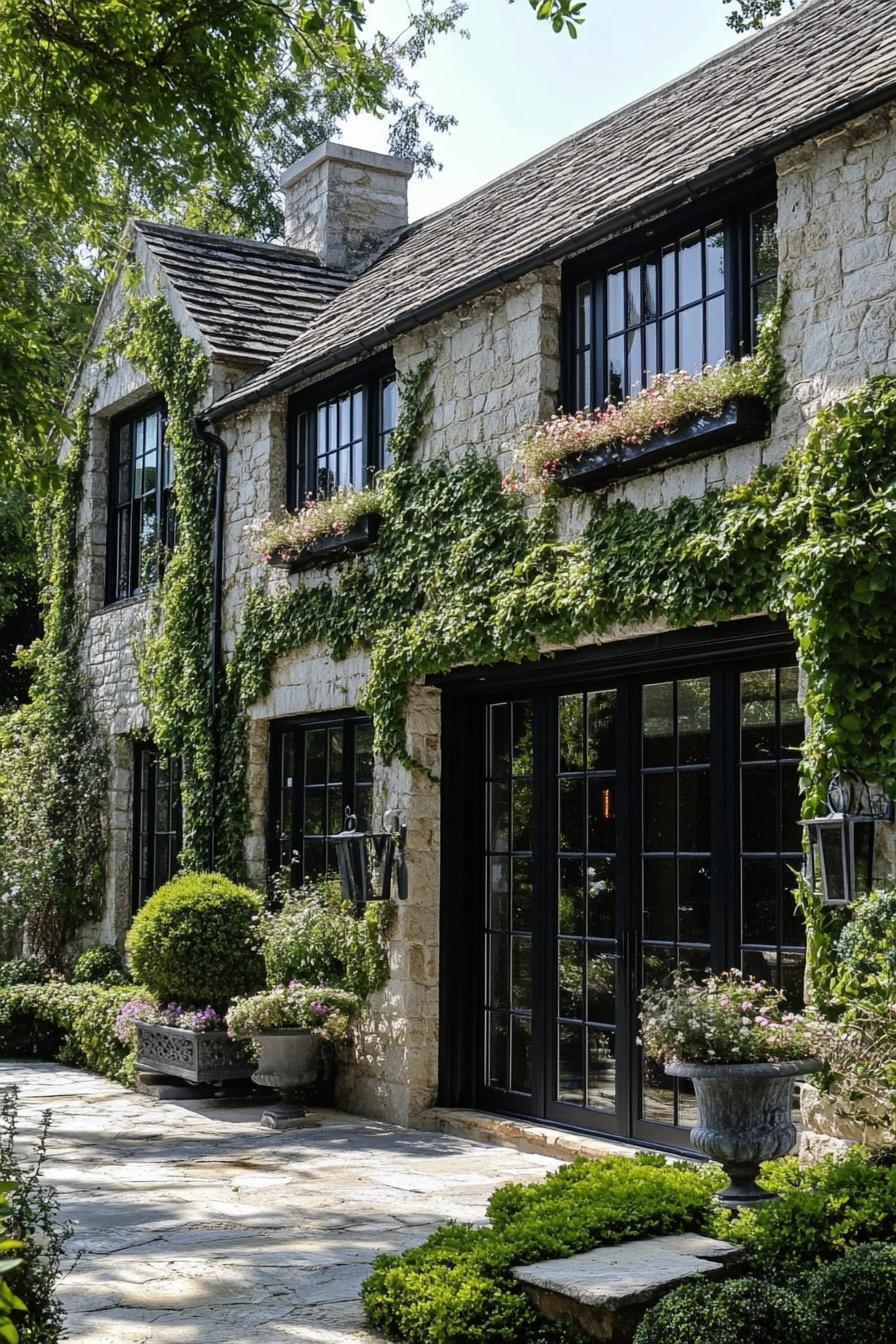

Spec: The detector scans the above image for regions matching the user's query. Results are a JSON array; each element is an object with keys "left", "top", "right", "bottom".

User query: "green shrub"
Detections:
[
  {"left": 125, "top": 872, "right": 264, "bottom": 1008},
  {"left": 633, "top": 1278, "right": 810, "bottom": 1344},
  {"left": 71, "top": 942, "right": 126, "bottom": 985},
  {"left": 0, "top": 982, "right": 137, "bottom": 1086},
  {"left": 261, "top": 881, "right": 391, "bottom": 997},
  {"left": 0, "top": 956, "right": 47, "bottom": 987},
  {"left": 807, "top": 1242, "right": 896, "bottom": 1343},
  {"left": 836, "top": 886, "right": 896, "bottom": 1000},
  {"left": 0, "top": 982, "right": 78, "bottom": 1059},
  {"left": 362, "top": 1154, "right": 722, "bottom": 1343},
  {"left": 65, "top": 985, "right": 138, "bottom": 1086},
  {"left": 717, "top": 1149, "right": 896, "bottom": 1278}
]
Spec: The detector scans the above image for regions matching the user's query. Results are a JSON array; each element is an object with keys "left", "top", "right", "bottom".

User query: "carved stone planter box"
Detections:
[
  {"left": 135, "top": 1022, "right": 255, "bottom": 1086},
  {"left": 557, "top": 395, "right": 771, "bottom": 492},
  {"left": 269, "top": 514, "right": 380, "bottom": 574}
]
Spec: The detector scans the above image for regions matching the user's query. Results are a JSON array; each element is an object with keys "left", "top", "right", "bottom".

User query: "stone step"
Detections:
[{"left": 511, "top": 1232, "right": 746, "bottom": 1342}]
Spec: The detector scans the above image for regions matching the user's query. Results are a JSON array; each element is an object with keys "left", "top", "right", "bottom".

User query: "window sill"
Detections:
[
  {"left": 556, "top": 395, "right": 771, "bottom": 493},
  {"left": 268, "top": 513, "right": 380, "bottom": 574}
]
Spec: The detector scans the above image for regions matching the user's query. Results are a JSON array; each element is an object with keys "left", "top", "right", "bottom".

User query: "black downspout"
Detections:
[{"left": 195, "top": 418, "right": 227, "bottom": 871}]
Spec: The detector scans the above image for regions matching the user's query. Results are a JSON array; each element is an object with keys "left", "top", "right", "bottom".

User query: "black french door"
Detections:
[{"left": 441, "top": 629, "right": 805, "bottom": 1149}]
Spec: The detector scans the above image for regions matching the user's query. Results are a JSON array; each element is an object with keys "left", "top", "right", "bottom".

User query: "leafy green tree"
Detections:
[{"left": 724, "top": 0, "right": 797, "bottom": 30}]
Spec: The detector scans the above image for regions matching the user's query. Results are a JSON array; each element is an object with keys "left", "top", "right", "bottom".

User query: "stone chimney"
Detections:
[{"left": 280, "top": 141, "right": 413, "bottom": 272}]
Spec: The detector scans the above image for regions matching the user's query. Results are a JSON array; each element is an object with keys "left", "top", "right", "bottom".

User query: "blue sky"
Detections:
[{"left": 340, "top": 0, "right": 755, "bottom": 220}]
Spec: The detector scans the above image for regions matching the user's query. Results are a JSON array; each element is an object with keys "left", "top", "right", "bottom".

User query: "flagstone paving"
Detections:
[{"left": 0, "top": 1061, "right": 564, "bottom": 1343}]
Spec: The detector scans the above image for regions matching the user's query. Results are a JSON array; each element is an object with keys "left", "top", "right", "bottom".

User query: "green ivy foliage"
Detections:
[
  {"left": 0, "top": 398, "right": 107, "bottom": 959},
  {"left": 122, "top": 292, "right": 217, "bottom": 871}
]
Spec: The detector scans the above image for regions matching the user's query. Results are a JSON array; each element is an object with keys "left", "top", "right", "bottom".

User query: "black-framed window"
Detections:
[
  {"left": 568, "top": 193, "right": 778, "bottom": 410},
  {"left": 269, "top": 713, "right": 375, "bottom": 887},
  {"left": 107, "top": 398, "right": 173, "bottom": 603},
  {"left": 133, "top": 743, "right": 182, "bottom": 913},
  {"left": 288, "top": 362, "right": 398, "bottom": 508}
]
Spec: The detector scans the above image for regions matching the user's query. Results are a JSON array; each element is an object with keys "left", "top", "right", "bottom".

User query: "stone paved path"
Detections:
[{"left": 1, "top": 1061, "right": 562, "bottom": 1343}]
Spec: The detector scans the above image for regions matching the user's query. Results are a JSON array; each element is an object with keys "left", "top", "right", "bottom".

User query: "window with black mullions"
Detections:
[
  {"left": 288, "top": 360, "right": 398, "bottom": 507},
  {"left": 107, "top": 399, "right": 173, "bottom": 603},
  {"left": 269, "top": 715, "right": 375, "bottom": 887},
  {"left": 569, "top": 196, "right": 778, "bottom": 411},
  {"left": 133, "top": 743, "right": 182, "bottom": 913}
]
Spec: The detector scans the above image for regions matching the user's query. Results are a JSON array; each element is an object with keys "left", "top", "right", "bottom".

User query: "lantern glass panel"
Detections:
[
  {"left": 818, "top": 819, "right": 849, "bottom": 906},
  {"left": 853, "top": 818, "right": 875, "bottom": 899},
  {"left": 335, "top": 833, "right": 369, "bottom": 903}
]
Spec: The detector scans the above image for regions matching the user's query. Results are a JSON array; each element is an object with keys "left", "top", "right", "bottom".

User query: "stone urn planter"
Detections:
[
  {"left": 666, "top": 1058, "right": 822, "bottom": 1206},
  {"left": 251, "top": 1029, "right": 322, "bottom": 1131}
]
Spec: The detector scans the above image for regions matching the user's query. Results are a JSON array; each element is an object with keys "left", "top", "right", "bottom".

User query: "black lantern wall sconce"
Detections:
[
  {"left": 332, "top": 807, "right": 408, "bottom": 904},
  {"left": 801, "top": 772, "right": 894, "bottom": 907}
]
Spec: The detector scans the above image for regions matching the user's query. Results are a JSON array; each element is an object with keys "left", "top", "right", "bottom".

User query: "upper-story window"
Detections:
[
  {"left": 569, "top": 195, "right": 778, "bottom": 411},
  {"left": 106, "top": 398, "right": 174, "bottom": 603},
  {"left": 288, "top": 360, "right": 398, "bottom": 508}
]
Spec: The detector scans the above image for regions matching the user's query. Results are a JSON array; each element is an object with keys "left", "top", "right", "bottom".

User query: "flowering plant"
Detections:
[
  {"left": 639, "top": 969, "right": 813, "bottom": 1066},
  {"left": 253, "top": 486, "right": 382, "bottom": 564},
  {"left": 226, "top": 982, "right": 359, "bottom": 1042},
  {"left": 510, "top": 356, "right": 769, "bottom": 486},
  {"left": 113, "top": 997, "right": 224, "bottom": 1044}
]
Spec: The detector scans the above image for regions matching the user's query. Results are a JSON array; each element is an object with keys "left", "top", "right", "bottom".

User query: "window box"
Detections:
[
  {"left": 135, "top": 1022, "right": 254, "bottom": 1085},
  {"left": 556, "top": 395, "right": 770, "bottom": 493},
  {"left": 268, "top": 513, "right": 380, "bottom": 574}
]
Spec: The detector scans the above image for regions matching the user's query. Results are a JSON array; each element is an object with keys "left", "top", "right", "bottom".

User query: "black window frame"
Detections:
[
  {"left": 286, "top": 356, "right": 398, "bottom": 510},
  {"left": 132, "top": 741, "right": 183, "bottom": 915},
  {"left": 267, "top": 711, "right": 376, "bottom": 888},
  {"left": 106, "top": 396, "right": 173, "bottom": 605},
  {"left": 562, "top": 175, "right": 778, "bottom": 413}
]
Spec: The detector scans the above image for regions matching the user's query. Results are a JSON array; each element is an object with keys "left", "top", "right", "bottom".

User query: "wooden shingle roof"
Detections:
[
  {"left": 206, "top": 0, "right": 896, "bottom": 418},
  {"left": 136, "top": 220, "right": 348, "bottom": 366}
]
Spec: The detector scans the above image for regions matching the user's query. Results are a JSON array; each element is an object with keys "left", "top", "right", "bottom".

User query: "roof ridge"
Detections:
[{"left": 133, "top": 217, "right": 347, "bottom": 273}]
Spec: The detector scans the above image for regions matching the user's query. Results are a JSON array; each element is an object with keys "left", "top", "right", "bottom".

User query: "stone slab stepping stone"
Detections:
[{"left": 512, "top": 1232, "right": 746, "bottom": 1342}]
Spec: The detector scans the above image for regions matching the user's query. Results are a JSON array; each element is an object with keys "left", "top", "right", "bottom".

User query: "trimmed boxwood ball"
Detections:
[
  {"left": 632, "top": 1277, "right": 810, "bottom": 1344},
  {"left": 808, "top": 1243, "right": 896, "bottom": 1343},
  {"left": 125, "top": 872, "right": 265, "bottom": 1008}
]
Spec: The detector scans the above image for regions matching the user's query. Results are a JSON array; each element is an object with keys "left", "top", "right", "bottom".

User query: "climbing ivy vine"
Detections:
[
  {"left": 0, "top": 397, "right": 107, "bottom": 959},
  {"left": 119, "top": 293, "right": 219, "bottom": 872},
  {"left": 222, "top": 361, "right": 896, "bottom": 967}
]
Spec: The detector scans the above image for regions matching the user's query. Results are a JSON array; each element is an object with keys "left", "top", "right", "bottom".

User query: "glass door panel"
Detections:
[
  {"left": 484, "top": 701, "right": 534, "bottom": 1101},
  {"left": 639, "top": 676, "right": 713, "bottom": 1133},
  {"left": 553, "top": 689, "right": 620, "bottom": 1122}
]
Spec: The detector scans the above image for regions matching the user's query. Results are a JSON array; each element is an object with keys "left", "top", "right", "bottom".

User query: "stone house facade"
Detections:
[{"left": 68, "top": 0, "right": 896, "bottom": 1148}]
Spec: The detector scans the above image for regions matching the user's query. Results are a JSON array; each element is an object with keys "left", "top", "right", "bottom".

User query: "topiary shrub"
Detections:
[
  {"left": 836, "top": 886, "right": 896, "bottom": 999},
  {"left": 71, "top": 942, "right": 126, "bottom": 985},
  {"left": 261, "top": 881, "right": 391, "bottom": 998},
  {"left": 632, "top": 1278, "right": 810, "bottom": 1344},
  {"left": 807, "top": 1242, "right": 896, "bottom": 1343},
  {"left": 362, "top": 1154, "right": 723, "bottom": 1343},
  {"left": 717, "top": 1149, "right": 896, "bottom": 1278},
  {"left": 0, "top": 956, "right": 47, "bottom": 987},
  {"left": 125, "top": 872, "right": 264, "bottom": 1008}
]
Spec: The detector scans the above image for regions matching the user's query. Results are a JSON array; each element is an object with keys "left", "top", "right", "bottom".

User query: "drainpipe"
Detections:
[{"left": 195, "top": 418, "right": 227, "bottom": 871}]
